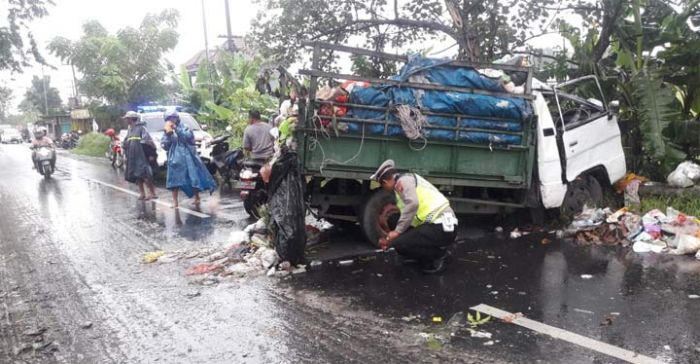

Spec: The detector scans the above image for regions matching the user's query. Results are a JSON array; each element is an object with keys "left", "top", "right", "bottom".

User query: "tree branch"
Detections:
[{"left": 352, "top": 18, "right": 458, "bottom": 40}]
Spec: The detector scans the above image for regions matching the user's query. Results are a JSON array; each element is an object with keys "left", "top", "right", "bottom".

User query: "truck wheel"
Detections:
[
  {"left": 560, "top": 176, "right": 602, "bottom": 223},
  {"left": 360, "top": 189, "right": 399, "bottom": 247}
]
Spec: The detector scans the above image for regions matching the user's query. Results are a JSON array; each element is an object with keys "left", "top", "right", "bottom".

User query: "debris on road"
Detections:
[
  {"left": 688, "top": 294, "right": 699, "bottom": 299},
  {"left": 142, "top": 250, "right": 164, "bottom": 263},
  {"left": 509, "top": 228, "right": 522, "bottom": 239},
  {"left": 580, "top": 274, "right": 593, "bottom": 279},
  {"left": 564, "top": 205, "right": 700, "bottom": 258},
  {"left": 80, "top": 321, "right": 93, "bottom": 329}
]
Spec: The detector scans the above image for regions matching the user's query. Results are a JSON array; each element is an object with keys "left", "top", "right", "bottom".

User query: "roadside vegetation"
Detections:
[
  {"left": 641, "top": 194, "right": 700, "bottom": 218},
  {"left": 72, "top": 132, "right": 110, "bottom": 158}
]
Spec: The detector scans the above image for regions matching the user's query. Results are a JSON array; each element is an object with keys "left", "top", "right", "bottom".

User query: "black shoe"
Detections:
[{"left": 421, "top": 250, "right": 451, "bottom": 274}]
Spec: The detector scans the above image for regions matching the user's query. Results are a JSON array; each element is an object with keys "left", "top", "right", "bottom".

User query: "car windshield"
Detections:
[{"left": 141, "top": 113, "right": 201, "bottom": 133}]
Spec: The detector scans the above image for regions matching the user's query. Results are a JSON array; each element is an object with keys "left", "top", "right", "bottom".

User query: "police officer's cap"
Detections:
[{"left": 370, "top": 159, "right": 395, "bottom": 181}]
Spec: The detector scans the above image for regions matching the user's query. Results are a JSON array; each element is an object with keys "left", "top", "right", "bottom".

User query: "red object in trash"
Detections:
[{"left": 186, "top": 263, "right": 221, "bottom": 275}]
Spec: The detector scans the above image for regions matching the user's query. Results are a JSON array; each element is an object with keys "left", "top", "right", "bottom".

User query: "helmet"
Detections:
[
  {"left": 104, "top": 128, "right": 116, "bottom": 137},
  {"left": 35, "top": 128, "right": 46, "bottom": 139},
  {"left": 164, "top": 111, "right": 180, "bottom": 122}
]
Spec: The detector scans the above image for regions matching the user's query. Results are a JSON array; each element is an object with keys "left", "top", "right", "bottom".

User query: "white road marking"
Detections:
[
  {"left": 470, "top": 304, "right": 663, "bottom": 364},
  {"left": 83, "top": 177, "right": 211, "bottom": 219}
]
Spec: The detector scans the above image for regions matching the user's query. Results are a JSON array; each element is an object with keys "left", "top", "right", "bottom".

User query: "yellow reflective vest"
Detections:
[{"left": 395, "top": 174, "right": 450, "bottom": 227}]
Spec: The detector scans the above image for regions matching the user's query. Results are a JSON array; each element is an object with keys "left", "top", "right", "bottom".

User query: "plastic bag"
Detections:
[
  {"left": 268, "top": 152, "right": 306, "bottom": 264},
  {"left": 667, "top": 161, "right": 700, "bottom": 188},
  {"left": 670, "top": 235, "right": 700, "bottom": 255}
]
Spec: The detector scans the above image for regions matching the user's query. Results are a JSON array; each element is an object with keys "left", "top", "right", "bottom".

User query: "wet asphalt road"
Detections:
[{"left": 1, "top": 143, "right": 699, "bottom": 364}]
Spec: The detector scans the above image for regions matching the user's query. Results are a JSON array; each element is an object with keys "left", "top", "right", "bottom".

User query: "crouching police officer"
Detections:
[{"left": 371, "top": 159, "right": 458, "bottom": 274}]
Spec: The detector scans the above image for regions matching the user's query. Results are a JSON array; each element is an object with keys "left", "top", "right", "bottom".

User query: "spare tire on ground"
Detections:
[{"left": 268, "top": 152, "right": 306, "bottom": 264}]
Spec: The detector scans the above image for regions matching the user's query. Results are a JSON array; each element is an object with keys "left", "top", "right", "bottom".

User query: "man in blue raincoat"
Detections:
[{"left": 161, "top": 111, "right": 217, "bottom": 208}]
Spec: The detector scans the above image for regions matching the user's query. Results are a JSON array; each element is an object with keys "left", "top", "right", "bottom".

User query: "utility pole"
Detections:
[
  {"left": 224, "top": 0, "right": 234, "bottom": 52},
  {"left": 41, "top": 66, "right": 49, "bottom": 116},
  {"left": 201, "top": 0, "right": 213, "bottom": 88}
]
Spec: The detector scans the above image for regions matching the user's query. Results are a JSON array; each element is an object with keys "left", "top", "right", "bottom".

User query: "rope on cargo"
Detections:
[
  {"left": 308, "top": 113, "right": 366, "bottom": 175},
  {"left": 393, "top": 104, "right": 428, "bottom": 151}
]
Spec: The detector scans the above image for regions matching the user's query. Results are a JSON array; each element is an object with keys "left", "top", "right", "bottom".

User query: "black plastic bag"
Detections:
[{"left": 268, "top": 152, "right": 306, "bottom": 264}]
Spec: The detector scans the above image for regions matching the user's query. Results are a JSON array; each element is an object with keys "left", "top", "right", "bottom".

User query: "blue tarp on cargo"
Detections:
[{"left": 341, "top": 55, "right": 530, "bottom": 146}]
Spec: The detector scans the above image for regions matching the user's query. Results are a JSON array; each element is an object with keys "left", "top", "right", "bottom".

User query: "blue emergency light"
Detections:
[{"left": 137, "top": 105, "right": 185, "bottom": 113}]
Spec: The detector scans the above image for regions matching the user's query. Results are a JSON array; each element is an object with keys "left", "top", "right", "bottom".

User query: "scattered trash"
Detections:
[
  {"left": 292, "top": 265, "right": 307, "bottom": 275},
  {"left": 664, "top": 345, "right": 672, "bottom": 351},
  {"left": 600, "top": 316, "right": 615, "bottom": 326},
  {"left": 580, "top": 274, "right": 593, "bottom": 279},
  {"left": 401, "top": 314, "right": 420, "bottom": 322},
  {"left": 468, "top": 329, "right": 492, "bottom": 339},
  {"left": 80, "top": 321, "right": 93, "bottom": 329},
  {"left": 509, "top": 228, "right": 522, "bottom": 239},
  {"left": 501, "top": 313, "right": 523, "bottom": 323},
  {"left": 495, "top": 226, "right": 504, "bottom": 233},
  {"left": 540, "top": 238, "right": 551, "bottom": 245},
  {"left": 22, "top": 327, "right": 46, "bottom": 337},
  {"left": 667, "top": 161, "right": 700, "bottom": 188},
  {"left": 688, "top": 294, "right": 699, "bottom": 299},
  {"left": 338, "top": 259, "right": 354, "bottom": 267},
  {"left": 573, "top": 308, "right": 594, "bottom": 315},
  {"left": 186, "top": 262, "right": 223, "bottom": 276},
  {"left": 185, "top": 291, "right": 201, "bottom": 298},
  {"left": 309, "top": 260, "right": 322, "bottom": 268},
  {"left": 432, "top": 316, "right": 443, "bottom": 323},
  {"left": 143, "top": 251, "right": 164, "bottom": 263},
  {"left": 483, "top": 340, "right": 495, "bottom": 346},
  {"left": 670, "top": 234, "right": 700, "bottom": 255},
  {"left": 633, "top": 240, "right": 667, "bottom": 253}
]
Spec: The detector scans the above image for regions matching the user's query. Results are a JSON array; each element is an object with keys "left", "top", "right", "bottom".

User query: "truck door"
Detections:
[{"left": 552, "top": 77, "right": 625, "bottom": 182}]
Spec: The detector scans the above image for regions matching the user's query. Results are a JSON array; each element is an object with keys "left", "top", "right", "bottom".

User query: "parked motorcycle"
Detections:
[
  {"left": 200, "top": 127, "right": 244, "bottom": 189},
  {"left": 106, "top": 139, "right": 124, "bottom": 168},
  {"left": 33, "top": 145, "right": 56, "bottom": 178},
  {"left": 237, "top": 160, "right": 268, "bottom": 219},
  {"left": 59, "top": 133, "right": 79, "bottom": 149}
]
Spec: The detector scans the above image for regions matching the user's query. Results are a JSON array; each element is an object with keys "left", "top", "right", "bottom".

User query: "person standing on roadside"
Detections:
[
  {"left": 243, "top": 110, "right": 275, "bottom": 163},
  {"left": 122, "top": 111, "right": 158, "bottom": 200},
  {"left": 161, "top": 111, "right": 217, "bottom": 208}
]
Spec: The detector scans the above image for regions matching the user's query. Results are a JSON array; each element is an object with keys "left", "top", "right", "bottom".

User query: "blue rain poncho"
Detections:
[{"left": 161, "top": 124, "right": 217, "bottom": 198}]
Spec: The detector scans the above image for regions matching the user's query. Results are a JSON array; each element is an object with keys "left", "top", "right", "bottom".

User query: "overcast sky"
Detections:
[
  {"left": 1, "top": 0, "right": 580, "bottom": 114},
  {"left": 1, "top": 0, "right": 261, "bottom": 112}
]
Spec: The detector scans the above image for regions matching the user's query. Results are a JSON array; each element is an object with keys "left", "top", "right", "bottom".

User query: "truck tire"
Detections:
[
  {"left": 560, "top": 176, "right": 602, "bottom": 223},
  {"left": 360, "top": 189, "right": 399, "bottom": 247}
]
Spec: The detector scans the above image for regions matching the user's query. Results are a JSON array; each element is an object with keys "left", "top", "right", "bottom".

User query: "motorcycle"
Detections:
[
  {"left": 106, "top": 138, "right": 124, "bottom": 168},
  {"left": 201, "top": 127, "right": 244, "bottom": 189},
  {"left": 59, "top": 133, "right": 78, "bottom": 149},
  {"left": 237, "top": 160, "right": 268, "bottom": 219},
  {"left": 33, "top": 145, "right": 56, "bottom": 178}
]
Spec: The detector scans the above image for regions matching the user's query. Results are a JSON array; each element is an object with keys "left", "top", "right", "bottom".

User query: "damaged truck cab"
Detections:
[{"left": 297, "top": 42, "right": 626, "bottom": 245}]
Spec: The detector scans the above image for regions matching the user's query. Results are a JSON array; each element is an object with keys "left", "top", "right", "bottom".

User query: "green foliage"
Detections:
[
  {"left": 0, "top": 87, "right": 13, "bottom": 121},
  {"left": 178, "top": 54, "right": 277, "bottom": 147},
  {"left": 632, "top": 70, "right": 685, "bottom": 165},
  {"left": 73, "top": 132, "right": 111, "bottom": 158},
  {"left": 641, "top": 194, "right": 700, "bottom": 219},
  {"left": 48, "top": 9, "right": 180, "bottom": 108},
  {"left": 467, "top": 311, "right": 491, "bottom": 328},
  {"left": 0, "top": 0, "right": 53, "bottom": 72},
  {"left": 250, "top": 0, "right": 561, "bottom": 65},
  {"left": 19, "top": 76, "right": 63, "bottom": 115}
]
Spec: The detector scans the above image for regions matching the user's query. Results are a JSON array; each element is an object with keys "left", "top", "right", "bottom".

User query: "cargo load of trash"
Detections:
[
  {"left": 565, "top": 206, "right": 700, "bottom": 259},
  {"left": 314, "top": 55, "right": 532, "bottom": 146}
]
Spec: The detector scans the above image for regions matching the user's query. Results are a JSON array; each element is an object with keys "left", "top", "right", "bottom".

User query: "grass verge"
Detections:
[
  {"left": 640, "top": 194, "right": 700, "bottom": 217},
  {"left": 72, "top": 132, "right": 110, "bottom": 158}
]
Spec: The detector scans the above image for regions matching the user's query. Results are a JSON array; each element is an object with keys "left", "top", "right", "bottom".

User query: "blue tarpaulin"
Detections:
[{"left": 342, "top": 55, "right": 531, "bottom": 146}]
